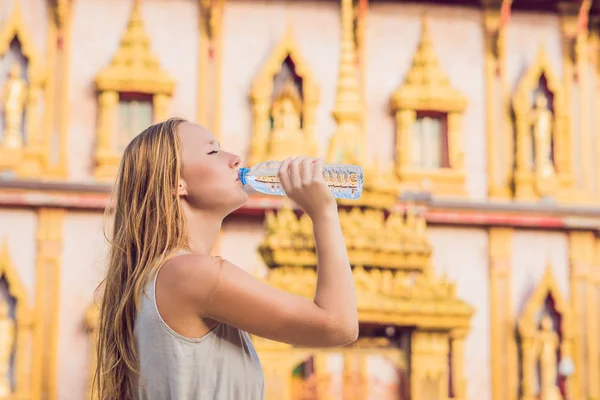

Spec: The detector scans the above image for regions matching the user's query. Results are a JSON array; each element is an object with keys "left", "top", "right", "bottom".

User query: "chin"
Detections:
[{"left": 224, "top": 190, "right": 249, "bottom": 215}]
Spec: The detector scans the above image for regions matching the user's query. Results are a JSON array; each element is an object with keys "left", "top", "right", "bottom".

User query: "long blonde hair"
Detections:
[{"left": 92, "top": 117, "right": 189, "bottom": 399}]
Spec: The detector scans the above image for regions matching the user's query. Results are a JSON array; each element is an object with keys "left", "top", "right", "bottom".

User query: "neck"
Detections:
[{"left": 181, "top": 203, "right": 223, "bottom": 255}]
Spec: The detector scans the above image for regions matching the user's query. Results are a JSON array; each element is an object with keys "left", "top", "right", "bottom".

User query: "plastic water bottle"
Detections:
[{"left": 238, "top": 161, "right": 364, "bottom": 200}]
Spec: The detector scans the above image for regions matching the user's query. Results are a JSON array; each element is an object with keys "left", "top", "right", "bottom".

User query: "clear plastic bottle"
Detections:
[{"left": 238, "top": 161, "right": 364, "bottom": 200}]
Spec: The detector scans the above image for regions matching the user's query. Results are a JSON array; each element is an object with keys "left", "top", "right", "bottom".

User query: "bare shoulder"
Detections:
[{"left": 157, "top": 253, "right": 225, "bottom": 312}]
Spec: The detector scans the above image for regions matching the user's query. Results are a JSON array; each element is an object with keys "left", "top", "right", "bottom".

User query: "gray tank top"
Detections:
[{"left": 132, "top": 268, "right": 265, "bottom": 399}]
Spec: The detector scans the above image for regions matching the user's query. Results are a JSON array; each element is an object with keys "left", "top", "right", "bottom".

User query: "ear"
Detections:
[{"left": 177, "top": 180, "right": 188, "bottom": 197}]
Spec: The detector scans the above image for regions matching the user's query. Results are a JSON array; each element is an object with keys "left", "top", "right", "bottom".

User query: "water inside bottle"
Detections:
[{"left": 241, "top": 164, "right": 363, "bottom": 200}]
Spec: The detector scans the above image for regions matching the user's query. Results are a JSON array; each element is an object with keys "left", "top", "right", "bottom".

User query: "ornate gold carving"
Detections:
[
  {"left": 390, "top": 16, "right": 468, "bottom": 197},
  {"left": 517, "top": 265, "right": 575, "bottom": 400},
  {"left": 0, "top": 239, "right": 34, "bottom": 399},
  {"left": 512, "top": 46, "right": 572, "bottom": 201},
  {"left": 531, "top": 94, "right": 556, "bottom": 187},
  {"left": 326, "top": 0, "right": 365, "bottom": 166},
  {"left": 249, "top": 27, "right": 319, "bottom": 165},
  {"left": 1, "top": 64, "right": 27, "bottom": 149},
  {"left": 450, "top": 329, "right": 468, "bottom": 400},
  {"left": 0, "top": 1, "right": 46, "bottom": 178},
  {"left": 260, "top": 206, "right": 432, "bottom": 271},
  {"left": 93, "top": 0, "right": 175, "bottom": 181},
  {"left": 260, "top": 208, "right": 473, "bottom": 330},
  {"left": 534, "top": 314, "right": 562, "bottom": 400},
  {"left": 410, "top": 330, "right": 449, "bottom": 400},
  {"left": 257, "top": 202, "right": 472, "bottom": 399}
]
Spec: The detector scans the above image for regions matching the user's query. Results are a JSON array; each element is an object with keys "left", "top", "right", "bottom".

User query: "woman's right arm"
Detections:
[{"left": 165, "top": 157, "right": 358, "bottom": 347}]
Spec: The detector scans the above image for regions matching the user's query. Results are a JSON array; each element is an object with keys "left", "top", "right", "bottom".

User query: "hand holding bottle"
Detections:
[{"left": 278, "top": 156, "right": 337, "bottom": 219}]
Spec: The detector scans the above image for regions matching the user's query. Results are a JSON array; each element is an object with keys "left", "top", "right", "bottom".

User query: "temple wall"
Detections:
[
  {"left": 56, "top": 211, "right": 106, "bottom": 400},
  {"left": 428, "top": 227, "right": 490, "bottom": 400}
]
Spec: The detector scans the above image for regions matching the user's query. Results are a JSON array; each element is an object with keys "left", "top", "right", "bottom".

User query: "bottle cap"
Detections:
[{"left": 238, "top": 168, "right": 249, "bottom": 185}]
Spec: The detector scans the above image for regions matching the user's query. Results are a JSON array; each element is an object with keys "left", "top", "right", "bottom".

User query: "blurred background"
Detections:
[{"left": 1, "top": 0, "right": 600, "bottom": 399}]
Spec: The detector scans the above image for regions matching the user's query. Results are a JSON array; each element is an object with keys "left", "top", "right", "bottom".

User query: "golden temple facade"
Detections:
[{"left": 1, "top": 0, "right": 600, "bottom": 399}]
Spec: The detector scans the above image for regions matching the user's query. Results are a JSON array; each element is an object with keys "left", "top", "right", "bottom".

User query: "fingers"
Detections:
[
  {"left": 289, "top": 156, "right": 305, "bottom": 190},
  {"left": 300, "top": 157, "right": 315, "bottom": 185},
  {"left": 313, "top": 158, "right": 324, "bottom": 182},
  {"left": 278, "top": 157, "right": 293, "bottom": 194}
]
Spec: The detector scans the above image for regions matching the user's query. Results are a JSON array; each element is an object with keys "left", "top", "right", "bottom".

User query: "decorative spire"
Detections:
[
  {"left": 391, "top": 14, "right": 466, "bottom": 112},
  {"left": 95, "top": 0, "right": 174, "bottom": 94},
  {"left": 326, "top": 0, "right": 364, "bottom": 165},
  {"left": 404, "top": 15, "right": 449, "bottom": 90}
]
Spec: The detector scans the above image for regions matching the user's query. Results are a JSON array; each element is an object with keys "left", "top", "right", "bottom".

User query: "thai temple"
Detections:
[{"left": 1, "top": 0, "right": 600, "bottom": 399}]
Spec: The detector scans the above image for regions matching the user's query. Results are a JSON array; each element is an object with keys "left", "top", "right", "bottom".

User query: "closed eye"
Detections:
[{"left": 208, "top": 150, "right": 218, "bottom": 155}]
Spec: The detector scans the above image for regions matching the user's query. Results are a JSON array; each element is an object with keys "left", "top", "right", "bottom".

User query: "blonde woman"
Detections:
[{"left": 93, "top": 117, "right": 358, "bottom": 400}]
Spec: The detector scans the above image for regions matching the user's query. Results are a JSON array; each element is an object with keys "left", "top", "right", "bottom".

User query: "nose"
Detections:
[{"left": 231, "top": 154, "right": 241, "bottom": 168}]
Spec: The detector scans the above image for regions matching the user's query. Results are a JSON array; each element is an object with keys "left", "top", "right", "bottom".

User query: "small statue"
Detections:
[
  {"left": 269, "top": 80, "right": 305, "bottom": 160},
  {"left": 534, "top": 314, "right": 562, "bottom": 400},
  {"left": 530, "top": 94, "right": 555, "bottom": 179},
  {"left": 0, "top": 298, "right": 15, "bottom": 397},
  {"left": 1, "top": 63, "right": 28, "bottom": 149}
]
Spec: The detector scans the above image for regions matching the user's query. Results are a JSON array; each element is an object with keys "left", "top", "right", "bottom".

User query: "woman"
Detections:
[{"left": 93, "top": 117, "right": 358, "bottom": 400}]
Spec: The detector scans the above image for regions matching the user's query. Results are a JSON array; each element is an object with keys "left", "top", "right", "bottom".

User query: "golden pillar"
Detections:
[
  {"left": 489, "top": 228, "right": 517, "bottom": 400},
  {"left": 450, "top": 329, "right": 468, "bottom": 400},
  {"left": 568, "top": 231, "right": 596, "bottom": 399},
  {"left": 483, "top": 0, "right": 513, "bottom": 199},
  {"left": 31, "top": 208, "right": 65, "bottom": 400}
]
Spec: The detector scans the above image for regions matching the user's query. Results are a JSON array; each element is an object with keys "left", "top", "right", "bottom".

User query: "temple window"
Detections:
[
  {"left": 512, "top": 47, "right": 572, "bottom": 201},
  {"left": 390, "top": 16, "right": 467, "bottom": 197},
  {"left": 249, "top": 27, "right": 319, "bottom": 165},
  {"left": 411, "top": 111, "right": 449, "bottom": 169},
  {"left": 93, "top": 1, "right": 174, "bottom": 181},
  {"left": 0, "top": 3, "right": 45, "bottom": 178}
]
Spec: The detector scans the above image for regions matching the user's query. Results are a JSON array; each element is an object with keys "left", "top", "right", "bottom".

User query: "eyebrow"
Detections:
[{"left": 207, "top": 140, "right": 221, "bottom": 147}]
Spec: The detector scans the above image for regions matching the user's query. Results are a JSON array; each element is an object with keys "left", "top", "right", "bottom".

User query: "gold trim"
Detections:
[
  {"left": 248, "top": 26, "right": 320, "bottom": 165},
  {"left": 260, "top": 206, "right": 432, "bottom": 271},
  {"left": 512, "top": 46, "right": 573, "bottom": 201},
  {"left": 93, "top": 0, "right": 175, "bottom": 181},
  {"left": 0, "top": 239, "right": 34, "bottom": 400},
  {"left": 0, "top": 1, "right": 47, "bottom": 178},
  {"left": 390, "top": 16, "right": 468, "bottom": 198}
]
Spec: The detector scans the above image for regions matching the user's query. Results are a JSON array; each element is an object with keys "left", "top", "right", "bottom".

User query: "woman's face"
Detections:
[{"left": 177, "top": 122, "right": 248, "bottom": 213}]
